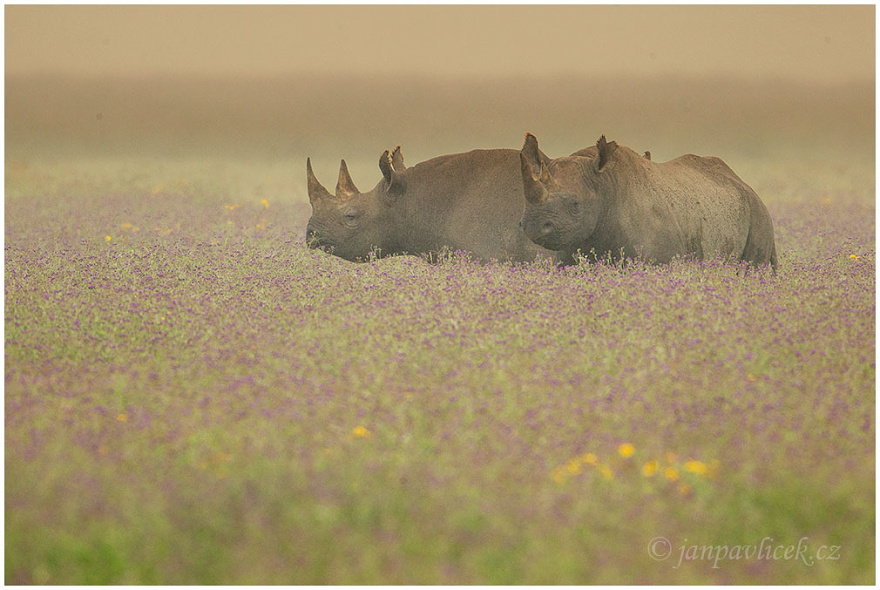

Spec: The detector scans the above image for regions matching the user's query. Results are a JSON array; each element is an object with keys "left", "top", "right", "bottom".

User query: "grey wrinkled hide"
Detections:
[
  {"left": 519, "top": 133, "right": 778, "bottom": 271},
  {"left": 306, "top": 146, "right": 559, "bottom": 263}
]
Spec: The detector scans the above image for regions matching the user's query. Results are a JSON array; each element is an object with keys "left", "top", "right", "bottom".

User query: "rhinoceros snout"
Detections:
[
  {"left": 305, "top": 225, "right": 325, "bottom": 249},
  {"left": 521, "top": 219, "right": 561, "bottom": 250},
  {"left": 528, "top": 221, "right": 555, "bottom": 240}
]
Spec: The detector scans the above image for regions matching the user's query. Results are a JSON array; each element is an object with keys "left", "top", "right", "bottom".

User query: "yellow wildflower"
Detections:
[
  {"left": 261, "top": 199, "right": 270, "bottom": 208},
  {"left": 747, "top": 374, "right": 757, "bottom": 382},
  {"left": 618, "top": 443, "right": 635, "bottom": 458},
  {"left": 105, "top": 235, "right": 112, "bottom": 242},
  {"left": 565, "top": 459, "right": 582, "bottom": 475},
  {"left": 115, "top": 413, "right": 127, "bottom": 422},
  {"left": 684, "top": 460, "right": 708, "bottom": 476},
  {"left": 582, "top": 452, "right": 598, "bottom": 465},
  {"left": 642, "top": 460, "right": 659, "bottom": 477},
  {"left": 850, "top": 254, "right": 860, "bottom": 260},
  {"left": 598, "top": 464, "right": 614, "bottom": 480},
  {"left": 551, "top": 468, "right": 567, "bottom": 484},
  {"left": 664, "top": 467, "right": 679, "bottom": 481},
  {"left": 352, "top": 425, "right": 371, "bottom": 438}
]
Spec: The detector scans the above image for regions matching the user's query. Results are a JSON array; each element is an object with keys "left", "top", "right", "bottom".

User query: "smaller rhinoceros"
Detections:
[
  {"left": 306, "top": 145, "right": 558, "bottom": 263},
  {"left": 518, "top": 133, "right": 778, "bottom": 270}
]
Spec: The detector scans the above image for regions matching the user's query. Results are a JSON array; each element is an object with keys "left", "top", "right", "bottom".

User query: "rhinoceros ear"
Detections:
[
  {"left": 520, "top": 151, "right": 548, "bottom": 204},
  {"left": 539, "top": 162, "right": 557, "bottom": 186},
  {"left": 336, "top": 159, "right": 359, "bottom": 200},
  {"left": 390, "top": 145, "right": 406, "bottom": 171},
  {"left": 596, "top": 135, "right": 619, "bottom": 172},
  {"left": 379, "top": 149, "right": 407, "bottom": 201},
  {"left": 307, "top": 158, "right": 333, "bottom": 204},
  {"left": 521, "top": 132, "right": 544, "bottom": 176}
]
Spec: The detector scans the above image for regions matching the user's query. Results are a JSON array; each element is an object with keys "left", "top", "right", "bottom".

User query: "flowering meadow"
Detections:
[
  {"left": 5, "top": 76, "right": 876, "bottom": 583},
  {"left": 6, "top": 156, "right": 874, "bottom": 584}
]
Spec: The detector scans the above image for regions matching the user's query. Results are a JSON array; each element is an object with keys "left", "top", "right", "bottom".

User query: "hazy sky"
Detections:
[{"left": 6, "top": 5, "right": 875, "bottom": 83}]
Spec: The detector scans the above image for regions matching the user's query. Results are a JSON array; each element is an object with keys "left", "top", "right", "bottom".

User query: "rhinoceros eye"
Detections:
[
  {"left": 562, "top": 195, "right": 580, "bottom": 215},
  {"left": 342, "top": 207, "right": 362, "bottom": 228}
]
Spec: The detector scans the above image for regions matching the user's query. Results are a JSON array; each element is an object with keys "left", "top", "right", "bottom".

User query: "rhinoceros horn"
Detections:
[
  {"left": 379, "top": 147, "right": 407, "bottom": 200},
  {"left": 306, "top": 158, "right": 333, "bottom": 204},
  {"left": 336, "top": 160, "right": 360, "bottom": 200}
]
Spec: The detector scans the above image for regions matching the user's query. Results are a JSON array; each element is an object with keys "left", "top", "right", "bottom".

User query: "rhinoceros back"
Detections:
[
  {"left": 610, "top": 150, "right": 752, "bottom": 263},
  {"left": 666, "top": 154, "right": 752, "bottom": 260},
  {"left": 398, "top": 149, "right": 553, "bottom": 262}
]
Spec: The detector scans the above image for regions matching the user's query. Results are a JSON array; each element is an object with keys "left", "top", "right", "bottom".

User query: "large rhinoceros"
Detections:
[
  {"left": 518, "top": 133, "right": 778, "bottom": 270},
  {"left": 306, "top": 146, "right": 558, "bottom": 263}
]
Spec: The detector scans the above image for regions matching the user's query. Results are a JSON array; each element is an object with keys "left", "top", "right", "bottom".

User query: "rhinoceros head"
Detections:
[
  {"left": 305, "top": 147, "right": 407, "bottom": 261},
  {"left": 519, "top": 133, "right": 616, "bottom": 253}
]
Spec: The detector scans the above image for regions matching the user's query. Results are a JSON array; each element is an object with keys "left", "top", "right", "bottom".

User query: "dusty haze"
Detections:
[{"left": 6, "top": 5, "right": 874, "bottom": 82}]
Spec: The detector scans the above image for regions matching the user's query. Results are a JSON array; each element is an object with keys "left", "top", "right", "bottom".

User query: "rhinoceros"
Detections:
[
  {"left": 306, "top": 146, "right": 558, "bottom": 263},
  {"left": 518, "top": 133, "right": 778, "bottom": 270}
]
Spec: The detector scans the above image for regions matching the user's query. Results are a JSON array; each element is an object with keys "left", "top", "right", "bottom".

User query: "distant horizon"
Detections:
[{"left": 5, "top": 69, "right": 874, "bottom": 88}]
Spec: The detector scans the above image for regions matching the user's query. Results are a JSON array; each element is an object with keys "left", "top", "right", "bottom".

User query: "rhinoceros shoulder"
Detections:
[
  {"left": 669, "top": 153, "right": 734, "bottom": 174},
  {"left": 411, "top": 148, "right": 517, "bottom": 173},
  {"left": 570, "top": 146, "right": 598, "bottom": 159}
]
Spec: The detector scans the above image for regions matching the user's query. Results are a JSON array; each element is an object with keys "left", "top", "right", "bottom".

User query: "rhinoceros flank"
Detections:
[
  {"left": 306, "top": 146, "right": 559, "bottom": 263},
  {"left": 519, "top": 133, "right": 778, "bottom": 270}
]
